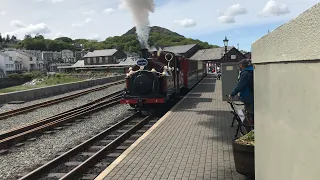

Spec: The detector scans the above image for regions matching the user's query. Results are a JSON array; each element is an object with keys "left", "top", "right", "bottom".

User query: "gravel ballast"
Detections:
[
  {"left": 0, "top": 83, "right": 125, "bottom": 133},
  {"left": 0, "top": 104, "right": 132, "bottom": 180},
  {"left": 0, "top": 81, "right": 124, "bottom": 113}
]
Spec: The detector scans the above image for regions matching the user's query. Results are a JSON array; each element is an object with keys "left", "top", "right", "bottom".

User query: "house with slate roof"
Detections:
[
  {"left": 83, "top": 49, "right": 127, "bottom": 65},
  {"left": 190, "top": 46, "right": 246, "bottom": 63}
]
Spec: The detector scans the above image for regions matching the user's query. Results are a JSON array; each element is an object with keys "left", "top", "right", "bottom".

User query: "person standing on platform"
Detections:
[{"left": 229, "top": 59, "right": 254, "bottom": 124}]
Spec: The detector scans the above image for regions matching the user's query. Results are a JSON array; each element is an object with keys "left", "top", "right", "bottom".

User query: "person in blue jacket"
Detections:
[{"left": 229, "top": 59, "right": 254, "bottom": 123}]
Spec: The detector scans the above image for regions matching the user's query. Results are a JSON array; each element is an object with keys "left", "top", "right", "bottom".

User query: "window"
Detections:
[
  {"left": 9, "top": 57, "right": 12, "bottom": 61},
  {"left": 231, "top": 55, "right": 236, "bottom": 59},
  {"left": 99, "top": 57, "right": 103, "bottom": 64},
  {"left": 93, "top": 58, "right": 96, "bottom": 64},
  {"left": 30, "top": 57, "right": 32, "bottom": 61}
]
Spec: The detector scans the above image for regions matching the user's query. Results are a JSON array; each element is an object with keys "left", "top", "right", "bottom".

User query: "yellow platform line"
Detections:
[{"left": 94, "top": 80, "right": 204, "bottom": 180}]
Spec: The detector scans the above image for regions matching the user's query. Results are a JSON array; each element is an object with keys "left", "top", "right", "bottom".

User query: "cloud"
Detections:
[
  {"left": 52, "top": 0, "right": 63, "bottom": 3},
  {"left": 5, "top": 22, "right": 51, "bottom": 37},
  {"left": 103, "top": 8, "right": 114, "bottom": 14},
  {"left": 35, "top": 0, "right": 63, "bottom": 3},
  {"left": 218, "top": 4, "right": 248, "bottom": 23},
  {"left": 72, "top": 18, "right": 92, "bottom": 27},
  {"left": 225, "top": 4, "right": 248, "bottom": 16},
  {"left": 218, "top": 15, "right": 235, "bottom": 23},
  {"left": 0, "top": 10, "right": 6, "bottom": 16},
  {"left": 260, "top": 1, "right": 290, "bottom": 16},
  {"left": 174, "top": 18, "right": 197, "bottom": 28},
  {"left": 10, "top": 20, "right": 26, "bottom": 28},
  {"left": 82, "top": 10, "right": 96, "bottom": 15}
]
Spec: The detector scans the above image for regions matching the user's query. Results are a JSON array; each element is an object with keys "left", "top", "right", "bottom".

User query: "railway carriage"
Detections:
[{"left": 120, "top": 48, "right": 206, "bottom": 110}]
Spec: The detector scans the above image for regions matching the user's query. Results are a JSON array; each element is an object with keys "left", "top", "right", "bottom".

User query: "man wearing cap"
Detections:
[{"left": 229, "top": 59, "right": 254, "bottom": 124}]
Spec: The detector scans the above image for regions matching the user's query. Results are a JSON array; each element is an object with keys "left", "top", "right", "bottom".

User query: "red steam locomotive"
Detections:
[{"left": 120, "top": 48, "right": 206, "bottom": 110}]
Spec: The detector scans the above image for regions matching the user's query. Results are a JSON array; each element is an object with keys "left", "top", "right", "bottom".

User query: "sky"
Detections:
[{"left": 0, "top": 0, "right": 319, "bottom": 51}]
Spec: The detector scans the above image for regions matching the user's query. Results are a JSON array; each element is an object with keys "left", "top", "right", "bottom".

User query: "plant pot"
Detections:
[{"left": 232, "top": 139, "right": 255, "bottom": 178}]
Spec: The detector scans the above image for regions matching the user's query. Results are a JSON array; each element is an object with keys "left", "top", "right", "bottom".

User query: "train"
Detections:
[{"left": 120, "top": 48, "right": 207, "bottom": 111}]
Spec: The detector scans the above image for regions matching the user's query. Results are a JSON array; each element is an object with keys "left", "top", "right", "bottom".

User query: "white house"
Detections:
[
  {"left": 5, "top": 51, "right": 36, "bottom": 72},
  {"left": 0, "top": 52, "right": 23, "bottom": 76}
]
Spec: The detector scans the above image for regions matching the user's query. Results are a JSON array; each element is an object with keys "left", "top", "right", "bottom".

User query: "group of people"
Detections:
[{"left": 228, "top": 59, "right": 254, "bottom": 125}]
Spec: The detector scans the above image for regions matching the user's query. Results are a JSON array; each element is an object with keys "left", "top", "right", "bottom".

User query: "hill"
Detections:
[
  {"left": 123, "top": 26, "right": 184, "bottom": 37},
  {"left": 0, "top": 26, "right": 219, "bottom": 52}
]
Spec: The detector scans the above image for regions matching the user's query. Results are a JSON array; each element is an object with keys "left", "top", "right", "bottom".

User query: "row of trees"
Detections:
[
  {"left": 0, "top": 33, "right": 18, "bottom": 44},
  {"left": 0, "top": 30, "right": 218, "bottom": 52}
]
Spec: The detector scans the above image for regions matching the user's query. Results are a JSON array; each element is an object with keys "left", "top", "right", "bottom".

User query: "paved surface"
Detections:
[{"left": 99, "top": 75, "right": 246, "bottom": 180}]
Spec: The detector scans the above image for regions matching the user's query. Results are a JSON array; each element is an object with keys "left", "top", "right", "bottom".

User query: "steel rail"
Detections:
[
  {"left": 18, "top": 113, "right": 145, "bottom": 180},
  {"left": 0, "top": 91, "right": 124, "bottom": 149},
  {"left": 0, "top": 80, "right": 125, "bottom": 120}
]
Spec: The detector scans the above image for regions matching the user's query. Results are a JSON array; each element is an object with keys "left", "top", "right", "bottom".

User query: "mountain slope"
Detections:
[{"left": 123, "top": 26, "right": 184, "bottom": 37}]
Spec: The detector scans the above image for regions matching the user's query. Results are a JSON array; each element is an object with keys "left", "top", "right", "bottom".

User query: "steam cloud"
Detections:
[{"left": 122, "top": 0, "right": 155, "bottom": 48}]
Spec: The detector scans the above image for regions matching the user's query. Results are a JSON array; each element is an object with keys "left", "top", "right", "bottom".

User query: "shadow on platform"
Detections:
[{"left": 176, "top": 98, "right": 213, "bottom": 110}]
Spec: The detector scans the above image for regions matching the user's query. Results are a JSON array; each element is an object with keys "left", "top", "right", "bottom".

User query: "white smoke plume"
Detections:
[{"left": 121, "top": 0, "right": 155, "bottom": 48}]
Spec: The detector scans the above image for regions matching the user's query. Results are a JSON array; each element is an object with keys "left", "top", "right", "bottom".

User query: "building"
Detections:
[
  {"left": 20, "top": 50, "right": 42, "bottom": 61},
  {"left": 190, "top": 46, "right": 246, "bottom": 63},
  {"left": 190, "top": 46, "right": 246, "bottom": 73},
  {"left": 75, "top": 50, "right": 88, "bottom": 60},
  {"left": 5, "top": 51, "right": 37, "bottom": 72},
  {"left": 0, "top": 52, "right": 23, "bottom": 75},
  {"left": 42, "top": 51, "right": 62, "bottom": 71},
  {"left": 41, "top": 51, "right": 62, "bottom": 62},
  {"left": 61, "top": 50, "right": 76, "bottom": 63},
  {"left": 149, "top": 44, "right": 201, "bottom": 58},
  {"left": 83, "top": 49, "right": 127, "bottom": 65}
]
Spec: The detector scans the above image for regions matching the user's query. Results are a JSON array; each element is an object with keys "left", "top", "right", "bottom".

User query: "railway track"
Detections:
[
  {"left": 0, "top": 90, "right": 124, "bottom": 150},
  {"left": 0, "top": 80, "right": 125, "bottom": 120},
  {"left": 18, "top": 113, "right": 155, "bottom": 180}
]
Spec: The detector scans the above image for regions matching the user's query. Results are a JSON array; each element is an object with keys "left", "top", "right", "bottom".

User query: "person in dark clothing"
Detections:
[{"left": 229, "top": 59, "right": 254, "bottom": 124}]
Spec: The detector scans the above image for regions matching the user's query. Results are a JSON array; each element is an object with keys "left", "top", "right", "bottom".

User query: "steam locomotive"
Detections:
[{"left": 120, "top": 48, "right": 206, "bottom": 110}]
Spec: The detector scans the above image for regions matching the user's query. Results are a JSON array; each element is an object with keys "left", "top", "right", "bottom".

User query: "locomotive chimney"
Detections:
[{"left": 140, "top": 48, "right": 149, "bottom": 59}]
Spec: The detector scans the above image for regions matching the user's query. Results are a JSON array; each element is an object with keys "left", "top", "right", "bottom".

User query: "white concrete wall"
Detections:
[{"left": 252, "top": 3, "right": 320, "bottom": 180}]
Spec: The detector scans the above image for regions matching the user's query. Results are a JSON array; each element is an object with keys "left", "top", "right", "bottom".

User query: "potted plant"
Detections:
[{"left": 232, "top": 130, "right": 255, "bottom": 178}]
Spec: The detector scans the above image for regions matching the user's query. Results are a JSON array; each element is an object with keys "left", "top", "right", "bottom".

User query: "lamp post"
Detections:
[{"left": 223, "top": 36, "right": 229, "bottom": 62}]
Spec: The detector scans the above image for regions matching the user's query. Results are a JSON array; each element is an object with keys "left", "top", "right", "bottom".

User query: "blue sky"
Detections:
[
  {"left": 193, "top": 21, "right": 285, "bottom": 51},
  {"left": 0, "top": 0, "right": 318, "bottom": 52}
]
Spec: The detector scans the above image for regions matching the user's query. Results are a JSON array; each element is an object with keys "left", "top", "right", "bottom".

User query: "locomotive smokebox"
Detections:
[{"left": 140, "top": 48, "right": 149, "bottom": 59}]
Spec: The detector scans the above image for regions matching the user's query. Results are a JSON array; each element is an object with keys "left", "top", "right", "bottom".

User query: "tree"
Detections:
[
  {"left": 35, "top": 34, "right": 44, "bottom": 39},
  {"left": 10, "top": 35, "right": 17, "bottom": 43},
  {"left": 5, "top": 35, "right": 10, "bottom": 43},
  {"left": 24, "top": 34, "right": 32, "bottom": 40},
  {"left": 0, "top": 33, "right": 2, "bottom": 43}
]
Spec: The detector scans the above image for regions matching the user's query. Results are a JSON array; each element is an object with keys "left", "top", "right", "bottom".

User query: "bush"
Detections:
[{"left": 8, "top": 71, "right": 44, "bottom": 81}]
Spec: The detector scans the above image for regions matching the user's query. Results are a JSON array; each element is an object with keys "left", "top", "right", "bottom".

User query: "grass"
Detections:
[{"left": 0, "top": 74, "right": 85, "bottom": 94}]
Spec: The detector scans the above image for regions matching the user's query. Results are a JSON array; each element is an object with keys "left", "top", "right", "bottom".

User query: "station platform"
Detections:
[{"left": 96, "top": 75, "right": 245, "bottom": 180}]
